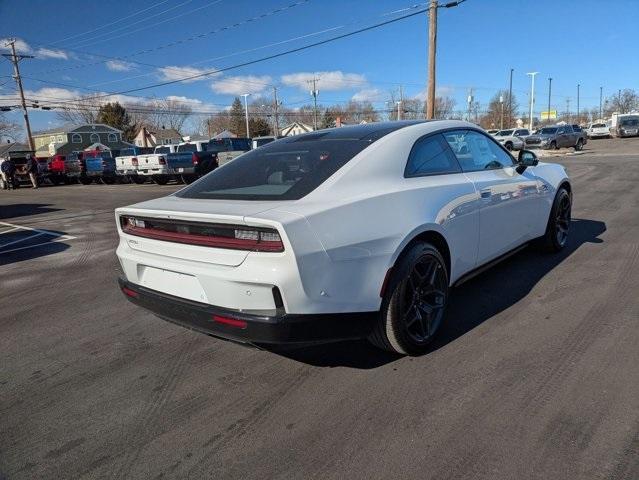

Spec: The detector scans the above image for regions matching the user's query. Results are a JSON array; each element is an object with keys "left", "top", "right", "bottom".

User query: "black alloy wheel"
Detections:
[{"left": 369, "top": 242, "right": 449, "bottom": 355}]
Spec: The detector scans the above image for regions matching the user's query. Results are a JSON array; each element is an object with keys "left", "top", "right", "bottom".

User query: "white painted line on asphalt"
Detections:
[
  {"left": 0, "top": 221, "right": 77, "bottom": 254},
  {"left": 0, "top": 237, "right": 73, "bottom": 255},
  {"left": 0, "top": 232, "right": 46, "bottom": 250}
]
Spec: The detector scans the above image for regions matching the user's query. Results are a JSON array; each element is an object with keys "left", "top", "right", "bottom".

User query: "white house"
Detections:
[{"left": 280, "top": 122, "right": 314, "bottom": 137}]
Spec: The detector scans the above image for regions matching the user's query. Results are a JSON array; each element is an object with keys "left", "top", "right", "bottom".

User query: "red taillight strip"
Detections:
[
  {"left": 212, "top": 315, "right": 247, "bottom": 329},
  {"left": 122, "top": 224, "right": 284, "bottom": 252},
  {"left": 122, "top": 286, "right": 139, "bottom": 298}
]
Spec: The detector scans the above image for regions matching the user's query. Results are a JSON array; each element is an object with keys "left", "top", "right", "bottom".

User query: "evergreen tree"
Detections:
[
  {"left": 96, "top": 102, "right": 135, "bottom": 141},
  {"left": 229, "top": 97, "right": 245, "bottom": 136}
]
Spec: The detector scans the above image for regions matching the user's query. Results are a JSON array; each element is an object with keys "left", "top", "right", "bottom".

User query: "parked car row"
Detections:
[{"left": 3, "top": 136, "right": 256, "bottom": 189}]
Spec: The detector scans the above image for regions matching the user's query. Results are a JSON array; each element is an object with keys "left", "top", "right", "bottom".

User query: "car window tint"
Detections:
[
  {"left": 405, "top": 134, "right": 460, "bottom": 177},
  {"left": 443, "top": 130, "right": 514, "bottom": 172}
]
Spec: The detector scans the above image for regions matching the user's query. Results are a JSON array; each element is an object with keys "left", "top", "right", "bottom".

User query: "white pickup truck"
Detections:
[
  {"left": 493, "top": 128, "right": 530, "bottom": 151},
  {"left": 115, "top": 147, "right": 155, "bottom": 184}
]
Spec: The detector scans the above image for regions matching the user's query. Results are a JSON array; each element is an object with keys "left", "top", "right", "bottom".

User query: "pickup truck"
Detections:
[
  {"left": 65, "top": 149, "right": 118, "bottom": 185},
  {"left": 493, "top": 128, "right": 530, "bottom": 151},
  {"left": 135, "top": 142, "right": 216, "bottom": 185},
  {"left": 47, "top": 154, "right": 69, "bottom": 185},
  {"left": 115, "top": 147, "right": 154, "bottom": 184},
  {"left": 207, "top": 137, "right": 252, "bottom": 166},
  {"left": 524, "top": 124, "right": 587, "bottom": 151}
]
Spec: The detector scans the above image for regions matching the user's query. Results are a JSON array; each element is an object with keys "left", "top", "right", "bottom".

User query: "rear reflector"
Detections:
[
  {"left": 158, "top": 157, "right": 166, "bottom": 165},
  {"left": 131, "top": 157, "right": 138, "bottom": 166},
  {"left": 212, "top": 315, "right": 247, "bottom": 329},
  {"left": 122, "top": 287, "right": 139, "bottom": 298},
  {"left": 120, "top": 215, "right": 284, "bottom": 252}
]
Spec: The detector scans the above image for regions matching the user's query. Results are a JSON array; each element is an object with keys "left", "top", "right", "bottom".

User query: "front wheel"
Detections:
[
  {"left": 574, "top": 139, "right": 584, "bottom": 151},
  {"left": 369, "top": 242, "right": 449, "bottom": 355},
  {"left": 536, "top": 187, "right": 571, "bottom": 252},
  {"left": 152, "top": 175, "right": 169, "bottom": 185},
  {"left": 505, "top": 142, "right": 513, "bottom": 151},
  {"left": 550, "top": 141, "right": 558, "bottom": 150}
]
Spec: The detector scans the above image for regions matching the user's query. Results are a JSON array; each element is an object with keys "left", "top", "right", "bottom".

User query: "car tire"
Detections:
[
  {"left": 181, "top": 174, "right": 197, "bottom": 184},
  {"left": 574, "top": 139, "right": 583, "bottom": 151},
  {"left": 78, "top": 176, "right": 92, "bottom": 185},
  {"left": 152, "top": 176, "right": 169, "bottom": 185},
  {"left": 101, "top": 176, "right": 116, "bottom": 185},
  {"left": 130, "top": 176, "right": 146, "bottom": 184},
  {"left": 537, "top": 187, "right": 571, "bottom": 252},
  {"left": 505, "top": 142, "right": 513, "bottom": 151},
  {"left": 550, "top": 141, "right": 558, "bottom": 150},
  {"left": 50, "top": 175, "right": 61, "bottom": 186},
  {"left": 369, "top": 242, "right": 449, "bottom": 355}
]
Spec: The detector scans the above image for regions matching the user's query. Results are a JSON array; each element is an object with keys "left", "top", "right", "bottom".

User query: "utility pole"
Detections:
[
  {"left": 499, "top": 94, "right": 504, "bottom": 129},
  {"left": 272, "top": 86, "right": 280, "bottom": 136},
  {"left": 426, "top": 0, "right": 438, "bottom": 119},
  {"left": 566, "top": 98, "right": 571, "bottom": 123},
  {"left": 397, "top": 85, "right": 403, "bottom": 121},
  {"left": 425, "top": 0, "right": 465, "bottom": 119},
  {"left": 618, "top": 89, "right": 622, "bottom": 113},
  {"left": 2, "top": 39, "right": 35, "bottom": 151},
  {"left": 599, "top": 86, "right": 603, "bottom": 120},
  {"left": 526, "top": 72, "right": 538, "bottom": 132},
  {"left": 207, "top": 118, "right": 212, "bottom": 138},
  {"left": 241, "top": 93, "right": 250, "bottom": 137},
  {"left": 309, "top": 77, "right": 319, "bottom": 130},
  {"left": 467, "top": 89, "right": 473, "bottom": 123},
  {"left": 508, "top": 68, "right": 514, "bottom": 127},
  {"left": 547, "top": 77, "right": 552, "bottom": 124}
]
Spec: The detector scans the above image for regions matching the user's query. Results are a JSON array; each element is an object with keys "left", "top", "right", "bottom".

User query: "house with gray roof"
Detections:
[{"left": 32, "top": 124, "right": 133, "bottom": 157}]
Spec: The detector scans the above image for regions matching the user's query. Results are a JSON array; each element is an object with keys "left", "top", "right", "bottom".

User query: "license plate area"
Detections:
[{"left": 138, "top": 266, "right": 208, "bottom": 303}]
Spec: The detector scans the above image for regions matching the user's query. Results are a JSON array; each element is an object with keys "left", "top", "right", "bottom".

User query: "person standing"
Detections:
[
  {"left": 25, "top": 154, "right": 39, "bottom": 189},
  {"left": 1, "top": 157, "right": 17, "bottom": 190}
]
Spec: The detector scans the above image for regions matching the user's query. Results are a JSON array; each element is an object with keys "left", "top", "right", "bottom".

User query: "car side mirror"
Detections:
[{"left": 516, "top": 149, "right": 538, "bottom": 174}]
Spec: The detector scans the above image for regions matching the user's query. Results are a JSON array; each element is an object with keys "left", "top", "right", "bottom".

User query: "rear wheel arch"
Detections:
[{"left": 390, "top": 229, "right": 451, "bottom": 283}]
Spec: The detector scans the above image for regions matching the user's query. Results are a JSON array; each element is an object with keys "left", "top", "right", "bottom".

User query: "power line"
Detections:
[
  {"left": 47, "top": 0, "right": 172, "bottom": 46},
  {"left": 28, "top": 0, "right": 313, "bottom": 77},
  {"left": 74, "top": 0, "right": 228, "bottom": 50},
  {"left": 31, "top": 6, "right": 429, "bottom": 107}
]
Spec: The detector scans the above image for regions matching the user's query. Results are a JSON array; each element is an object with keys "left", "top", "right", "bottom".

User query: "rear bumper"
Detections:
[{"left": 118, "top": 277, "right": 376, "bottom": 345}]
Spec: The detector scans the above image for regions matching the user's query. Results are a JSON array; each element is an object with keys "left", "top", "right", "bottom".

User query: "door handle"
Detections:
[{"left": 480, "top": 189, "right": 491, "bottom": 199}]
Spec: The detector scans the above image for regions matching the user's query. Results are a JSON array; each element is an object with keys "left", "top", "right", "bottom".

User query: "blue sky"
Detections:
[{"left": 1, "top": 0, "right": 638, "bottom": 134}]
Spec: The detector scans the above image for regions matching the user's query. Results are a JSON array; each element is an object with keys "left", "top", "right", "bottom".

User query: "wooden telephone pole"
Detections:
[
  {"left": 426, "top": 0, "right": 438, "bottom": 119},
  {"left": 2, "top": 39, "right": 35, "bottom": 151}
]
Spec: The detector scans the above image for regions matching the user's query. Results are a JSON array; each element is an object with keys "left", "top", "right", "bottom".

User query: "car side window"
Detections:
[
  {"left": 405, "top": 134, "right": 461, "bottom": 177},
  {"left": 443, "top": 130, "right": 514, "bottom": 172},
  {"left": 557, "top": 127, "right": 566, "bottom": 134}
]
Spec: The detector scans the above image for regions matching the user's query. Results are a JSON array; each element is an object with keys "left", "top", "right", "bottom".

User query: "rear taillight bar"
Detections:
[
  {"left": 131, "top": 157, "right": 139, "bottom": 166},
  {"left": 119, "top": 216, "right": 284, "bottom": 252},
  {"left": 158, "top": 157, "right": 166, "bottom": 165},
  {"left": 192, "top": 153, "right": 199, "bottom": 165}
]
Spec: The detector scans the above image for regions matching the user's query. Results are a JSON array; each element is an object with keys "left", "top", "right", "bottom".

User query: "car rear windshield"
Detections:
[
  {"left": 592, "top": 123, "right": 606, "bottom": 128},
  {"left": 155, "top": 146, "right": 171, "bottom": 154},
  {"left": 177, "top": 143, "right": 197, "bottom": 152},
  {"left": 621, "top": 119, "right": 639, "bottom": 126},
  {"left": 540, "top": 127, "right": 558, "bottom": 134},
  {"left": 177, "top": 137, "right": 374, "bottom": 200}
]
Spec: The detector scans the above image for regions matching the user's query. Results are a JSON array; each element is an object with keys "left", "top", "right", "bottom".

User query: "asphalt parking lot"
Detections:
[{"left": 1, "top": 139, "right": 638, "bottom": 480}]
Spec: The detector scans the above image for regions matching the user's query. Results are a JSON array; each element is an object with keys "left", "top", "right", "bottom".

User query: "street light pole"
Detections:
[
  {"left": 599, "top": 86, "right": 603, "bottom": 120},
  {"left": 526, "top": 72, "right": 538, "bottom": 132},
  {"left": 241, "top": 93, "right": 250, "bottom": 137},
  {"left": 547, "top": 77, "right": 552, "bottom": 124},
  {"left": 499, "top": 94, "right": 504, "bottom": 129},
  {"left": 508, "top": 68, "right": 514, "bottom": 127},
  {"left": 577, "top": 84, "right": 580, "bottom": 124}
]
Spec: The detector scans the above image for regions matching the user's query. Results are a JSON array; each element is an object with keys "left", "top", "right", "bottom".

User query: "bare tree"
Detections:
[
  {"left": 434, "top": 96, "right": 456, "bottom": 119},
  {"left": 480, "top": 90, "right": 519, "bottom": 129},
  {"left": 604, "top": 89, "right": 639, "bottom": 116},
  {"left": 143, "top": 98, "right": 193, "bottom": 132},
  {"left": 55, "top": 95, "right": 98, "bottom": 124},
  {"left": 0, "top": 112, "right": 20, "bottom": 141}
]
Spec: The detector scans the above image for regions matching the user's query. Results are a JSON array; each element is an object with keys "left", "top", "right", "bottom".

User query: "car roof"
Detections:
[{"left": 282, "top": 120, "right": 430, "bottom": 143}]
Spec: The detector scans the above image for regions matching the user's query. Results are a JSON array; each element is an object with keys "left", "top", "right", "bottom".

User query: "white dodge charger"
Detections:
[{"left": 116, "top": 120, "right": 571, "bottom": 355}]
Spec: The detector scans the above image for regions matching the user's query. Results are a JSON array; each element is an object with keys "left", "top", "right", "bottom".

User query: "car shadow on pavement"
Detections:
[
  {"left": 272, "top": 218, "right": 606, "bottom": 370},
  {"left": 0, "top": 203, "right": 63, "bottom": 220},
  {"left": 0, "top": 229, "right": 72, "bottom": 266}
]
